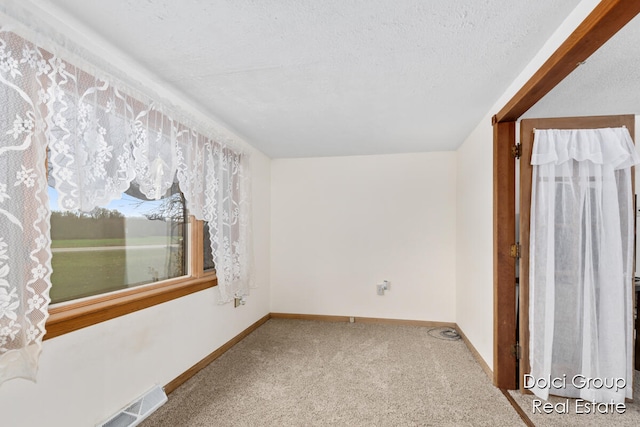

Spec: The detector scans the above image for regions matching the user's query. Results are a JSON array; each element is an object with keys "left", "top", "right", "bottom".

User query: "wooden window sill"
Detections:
[{"left": 44, "top": 276, "right": 217, "bottom": 340}]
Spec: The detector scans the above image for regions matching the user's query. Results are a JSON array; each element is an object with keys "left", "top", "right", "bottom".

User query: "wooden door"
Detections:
[{"left": 518, "top": 114, "right": 635, "bottom": 391}]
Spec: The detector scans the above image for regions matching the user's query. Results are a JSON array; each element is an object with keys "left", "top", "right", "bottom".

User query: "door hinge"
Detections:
[
  {"left": 509, "top": 243, "right": 521, "bottom": 259},
  {"left": 511, "top": 343, "right": 521, "bottom": 360},
  {"left": 511, "top": 143, "right": 521, "bottom": 159}
]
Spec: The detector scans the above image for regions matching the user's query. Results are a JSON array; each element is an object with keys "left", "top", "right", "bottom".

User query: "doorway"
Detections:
[{"left": 491, "top": 1, "right": 640, "bottom": 392}]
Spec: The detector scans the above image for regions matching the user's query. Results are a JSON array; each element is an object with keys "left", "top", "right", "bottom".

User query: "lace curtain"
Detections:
[
  {"left": 202, "top": 145, "right": 253, "bottom": 302},
  {"left": 0, "top": 31, "right": 51, "bottom": 384},
  {"left": 528, "top": 127, "right": 638, "bottom": 403},
  {"left": 0, "top": 27, "right": 252, "bottom": 385}
]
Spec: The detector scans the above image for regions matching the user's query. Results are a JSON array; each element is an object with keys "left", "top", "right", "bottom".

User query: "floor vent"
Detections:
[{"left": 97, "top": 385, "right": 167, "bottom": 427}]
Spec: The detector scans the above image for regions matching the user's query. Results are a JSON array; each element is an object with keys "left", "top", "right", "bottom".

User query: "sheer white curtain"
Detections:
[
  {"left": 0, "top": 24, "right": 253, "bottom": 385},
  {"left": 528, "top": 127, "right": 638, "bottom": 403}
]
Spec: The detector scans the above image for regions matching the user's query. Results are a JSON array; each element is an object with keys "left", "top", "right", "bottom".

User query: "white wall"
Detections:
[
  {"left": 454, "top": 0, "right": 602, "bottom": 370},
  {"left": 0, "top": 150, "right": 271, "bottom": 427},
  {"left": 271, "top": 152, "right": 457, "bottom": 322},
  {"left": 455, "top": 123, "right": 494, "bottom": 365}
]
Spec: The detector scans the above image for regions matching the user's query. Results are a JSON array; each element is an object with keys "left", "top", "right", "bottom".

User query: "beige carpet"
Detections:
[
  {"left": 142, "top": 319, "right": 524, "bottom": 426},
  {"left": 509, "top": 370, "right": 640, "bottom": 426}
]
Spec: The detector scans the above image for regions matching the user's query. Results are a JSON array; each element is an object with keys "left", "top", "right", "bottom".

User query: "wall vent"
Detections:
[{"left": 97, "top": 385, "right": 167, "bottom": 427}]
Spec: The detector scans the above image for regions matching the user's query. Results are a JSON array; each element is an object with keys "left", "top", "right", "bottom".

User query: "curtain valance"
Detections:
[{"left": 531, "top": 127, "right": 638, "bottom": 169}]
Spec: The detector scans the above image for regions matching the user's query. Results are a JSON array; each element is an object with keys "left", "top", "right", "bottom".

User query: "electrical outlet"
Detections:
[
  {"left": 234, "top": 295, "right": 247, "bottom": 307},
  {"left": 377, "top": 280, "right": 390, "bottom": 296}
]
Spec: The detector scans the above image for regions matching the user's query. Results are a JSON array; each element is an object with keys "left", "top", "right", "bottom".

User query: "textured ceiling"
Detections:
[
  {"left": 523, "top": 13, "right": 640, "bottom": 120},
  {"left": 44, "top": 0, "right": 581, "bottom": 158}
]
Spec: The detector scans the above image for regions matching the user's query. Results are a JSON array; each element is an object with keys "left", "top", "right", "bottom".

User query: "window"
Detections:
[
  {"left": 45, "top": 162, "right": 218, "bottom": 340},
  {"left": 48, "top": 181, "right": 188, "bottom": 304},
  {"left": 45, "top": 185, "right": 217, "bottom": 339}
]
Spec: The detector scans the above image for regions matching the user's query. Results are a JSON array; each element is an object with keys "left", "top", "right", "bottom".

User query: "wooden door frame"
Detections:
[{"left": 492, "top": 0, "right": 640, "bottom": 389}]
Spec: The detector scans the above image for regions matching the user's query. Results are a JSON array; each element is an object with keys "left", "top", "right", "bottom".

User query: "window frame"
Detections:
[{"left": 44, "top": 216, "right": 217, "bottom": 340}]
